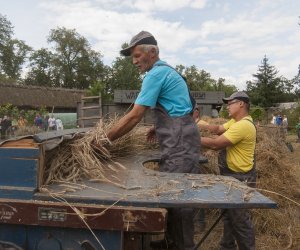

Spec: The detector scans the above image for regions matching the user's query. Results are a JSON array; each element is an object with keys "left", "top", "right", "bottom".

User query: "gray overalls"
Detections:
[
  {"left": 154, "top": 104, "right": 200, "bottom": 250},
  {"left": 218, "top": 120, "right": 256, "bottom": 250}
]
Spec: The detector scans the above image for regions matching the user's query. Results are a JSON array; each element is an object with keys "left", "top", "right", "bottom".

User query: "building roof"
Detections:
[
  {"left": 276, "top": 102, "right": 299, "bottom": 109},
  {"left": 0, "top": 83, "right": 86, "bottom": 109}
]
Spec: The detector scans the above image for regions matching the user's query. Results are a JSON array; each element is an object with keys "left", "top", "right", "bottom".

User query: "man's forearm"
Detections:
[
  {"left": 201, "top": 135, "right": 232, "bottom": 150},
  {"left": 107, "top": 114, "right": 141, "bottom": 141},
  {"left": 201, "top": 137, "right": 219, "bottom": 150},
  {"left": 107, "top": 104, "right": 147, "bottom": 141},
  {"left": 199, "top": 123, "right": 224, "bottom": 135}
]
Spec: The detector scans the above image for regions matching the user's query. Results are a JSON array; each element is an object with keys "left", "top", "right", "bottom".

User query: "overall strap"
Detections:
[
  {"left": 244, "top": 118, "right": 257, "bottom": 134},
  {"left": 154, "top": 62, "right": 196, "bottom": 111}
]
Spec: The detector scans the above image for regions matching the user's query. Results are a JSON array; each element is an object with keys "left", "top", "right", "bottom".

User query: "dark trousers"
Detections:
[
  {"left": 220, "top": 208, "right": 255, "bottom": 250},
  {"left": 167, "top": 208, "right": 195, "bottom": 250},
  {"left": 219, "top": 165, "right": 256, "bottom": 250}
]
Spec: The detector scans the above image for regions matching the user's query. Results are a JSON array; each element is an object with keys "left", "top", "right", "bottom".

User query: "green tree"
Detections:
[
  {"left": 25, "top": 48, "right": 54, "bottom": 86},
  {"left": 100, "top": 43, "right": 141, "bottom": 100},
  {"left": 175, "top": 64, "right": 237, "bottom": 95},
  {"left": 176, "top": 65, "right": 214, "bottom": 90},
  {"left": 0, "top": 14, "right": 31, "bottom": 80},
  {"left": 211, "top": 78, "right": 237, "bottom": 97},
  {"left": 47, "top": 27, "right": 105, "bottom": 89},
  {"left": 246, "top": 56, "right": 284, "bottom": 107},
  {"left": 293, "top": 65, "right": 300, "bottom": 99}
]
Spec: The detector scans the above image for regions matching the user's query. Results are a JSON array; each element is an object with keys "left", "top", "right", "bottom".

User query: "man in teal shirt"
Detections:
[{"left": 107, "top": 31, "right": 200, "bottom": 249}]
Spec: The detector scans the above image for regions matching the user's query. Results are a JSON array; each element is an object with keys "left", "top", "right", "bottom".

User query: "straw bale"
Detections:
[{"left": 43, "top": 119, "right": 157, "bottom": 186}]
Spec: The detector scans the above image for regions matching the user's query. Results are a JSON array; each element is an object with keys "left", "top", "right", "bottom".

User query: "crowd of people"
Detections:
[
  {"left": 0, "top": 113, "right": 63, "bottom": 140},
  {"left": 33, "top": 114, "right": 64, "bottom": 131}
]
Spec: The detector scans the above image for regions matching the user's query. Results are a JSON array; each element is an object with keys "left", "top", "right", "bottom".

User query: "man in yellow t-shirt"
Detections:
[{"left": 199, "top": 91, "right": 256, "bottom": 250}]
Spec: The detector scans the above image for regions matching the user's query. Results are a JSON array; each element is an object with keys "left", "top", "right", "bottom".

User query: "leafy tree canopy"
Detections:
[
  {"left": 247, "top": 56, "right": 286, "bottom": 107},
  {"left": 0, "top": 14, "right": 31, "bottom": 80},
  {"left": 45, "top": 27, "right": 105, "bottom": 89}
]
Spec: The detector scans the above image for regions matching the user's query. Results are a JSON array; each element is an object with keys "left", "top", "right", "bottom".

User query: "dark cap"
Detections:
[
  {"left": 222, "top": 91, "right": 250, "bottom": 104},
  {"left": 120, "top": 31, "right": 157, "bottom": 56}
]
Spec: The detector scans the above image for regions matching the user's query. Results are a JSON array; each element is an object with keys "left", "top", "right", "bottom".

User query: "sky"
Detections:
[{"left": 1, "top": 0, "right": 299, "bottom": 90}]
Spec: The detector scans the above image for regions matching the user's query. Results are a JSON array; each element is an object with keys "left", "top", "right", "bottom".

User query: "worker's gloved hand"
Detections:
[{"left": 146, "top": 127, "right": 156, "bottom": 143}]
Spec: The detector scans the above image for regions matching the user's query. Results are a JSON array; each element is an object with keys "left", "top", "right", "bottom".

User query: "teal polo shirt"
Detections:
[{"left": 135, "top": 60, "right": 192, "bottom": 117}]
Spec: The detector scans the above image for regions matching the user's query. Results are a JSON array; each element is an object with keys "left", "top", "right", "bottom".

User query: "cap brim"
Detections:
[
  {"left": 222, "top": 97, "right": 249, "bottom": 104},
  {"left": 222, "top": 97, "right": 234, "bottom": 104},
  {"left": 120, "top": 46, "right": 134, "bottom": 56}
]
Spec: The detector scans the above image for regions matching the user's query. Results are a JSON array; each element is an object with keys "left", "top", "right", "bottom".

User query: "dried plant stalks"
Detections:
[{"left": 43, "top": 118, "right": 154, "bottom": 186}]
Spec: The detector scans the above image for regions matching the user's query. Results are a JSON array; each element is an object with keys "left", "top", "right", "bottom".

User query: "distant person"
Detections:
[
  {"left": 18, "top": 116, "right": 28, "bottom": 128},
  {"left": 271, "top": 114, "right": 276, "bottom": 125},
  {"left": 55, "top": 117, "right": 63, "bottom": 130},
  {"left": 275, "top": 114, "right": 282, "bottom": 126},
  {"left": 211, "top": 108, "right": 219, "bottom": 118},
  {"left": 1, "top": 116, "right": 12, "bottom": 139},
  {"left": 43, "top": 115, "right": 49, "bottom": 131},
  {"left": 296, "top": 117, "right": 300, "bottom": 142},
  {"left": 10, "top": 117, "right": 18, "bottom": 135},
  {"left": 48, "top": 115, "right": 56, "bottom": 130},
  {"left": 34, "top": 113, "right": 43, "bottom": 129},
  {"left": 282, "top": 115, "right": 288, "bottom": 134}
]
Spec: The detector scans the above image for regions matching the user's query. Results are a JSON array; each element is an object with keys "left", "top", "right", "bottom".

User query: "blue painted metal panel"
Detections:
[
  {"left": 0, "top": 158, "right": 38, "bottom": 188},
  {"left": 0, "top": 224, "right": 122, "bottom": 250},
  {"left": 0, "top": 187, "right": 35, "bottom": 199},
  {"left": 0, "top": 224, "right": 27, "bottom": 249},
  {"left": 0, "top": 148, "right": 40, "bottom": 158}
]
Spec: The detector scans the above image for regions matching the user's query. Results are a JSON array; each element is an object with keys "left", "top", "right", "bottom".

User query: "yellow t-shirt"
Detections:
[{"left": 222, "top": 116, "right": 256, "bottom": 173}]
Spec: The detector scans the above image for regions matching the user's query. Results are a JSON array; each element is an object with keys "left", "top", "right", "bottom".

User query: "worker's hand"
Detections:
[
  {"left": 146, "top": 127, "right": 156, "bottom": 143},
  {"left": 197, "top": 120, "right": 209, "bottom": 130},
  {"left": 91, "top": 138, "right": 112, "bottom": 151}
]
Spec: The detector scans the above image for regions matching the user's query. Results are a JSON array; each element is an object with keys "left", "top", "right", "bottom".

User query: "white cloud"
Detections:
[
  {"left": 2, "top": 0, "right": 298, "bottom": 87},
  {"left": 186, "top": 46, "right": 209, "bottom": 55},
  {"left": 40, "top": 0, "right": 198, "bottom": 63},
  {"left": 90, "top": 0, "right": 207, "bottom": 12}
]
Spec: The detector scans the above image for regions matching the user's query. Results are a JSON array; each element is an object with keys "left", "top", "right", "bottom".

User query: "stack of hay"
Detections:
[{"left": 43, "top": 120, "right": 152, "bottom": 187}]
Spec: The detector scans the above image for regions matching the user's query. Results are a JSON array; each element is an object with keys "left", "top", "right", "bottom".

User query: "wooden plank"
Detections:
[
  {"left": 81, "top": 105, "right": 101, "bottom": 110},
  {"left": 99, "top": 93, "right": 102, "bottom": 117},
  {"left": 0, "top": 199, "right": 167, "bottom": 232},
  {"left": 81, "top": 95, "right": 100, "bottom": 100},
  {"left": 78, "top": 116, "right": 101, "bottom": 120},
  {"left": 0, "top": 139, "right": 38, "bottom": 148},
  {"left": 80, "top": 96, "right": 85, "bottom": 128}
]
